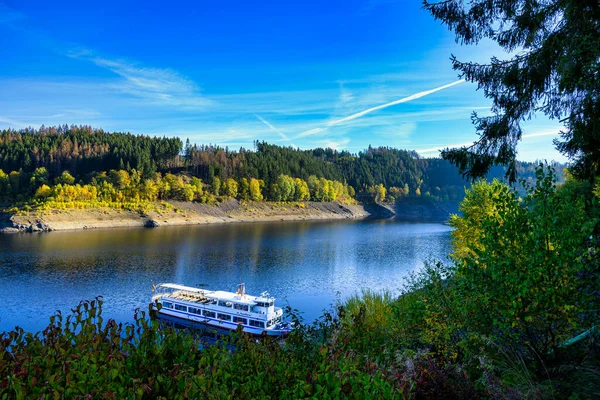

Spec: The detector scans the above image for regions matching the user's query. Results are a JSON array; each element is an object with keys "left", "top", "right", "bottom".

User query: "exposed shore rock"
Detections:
[
  {"left": 363, "top": 202, "right": 396, "bottom": 219},
  {"left": 393, "top": 198, "right": 458, "bottom": 223},
  {"left": 0, "top": 200, "right": 371, "bottom": 233}
]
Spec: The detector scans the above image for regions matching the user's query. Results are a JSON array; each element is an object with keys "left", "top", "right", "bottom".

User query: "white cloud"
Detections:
[
  {"left": 0, "top": 116, "right": 29, "bottom": 127},
  {"left": 317, "top": 137, "right": 351, "bottom": 150},
  {"left": 147, "top": 128, "right": 256, "bottom": 145},
  {"left": 66, "top": 52, "right": 211, "bottom": 109},
  {"left": 337, "top": 81, "right": 354, "bottom": 103},
  {"left": 376, "top": 122, "right": 418, "bottom": 138},
  {"left": 416, "top": 128, "right": 564, "bottom": 158},
  {"left": 0, "top": 4, "right": 25, "bottom": 25}
]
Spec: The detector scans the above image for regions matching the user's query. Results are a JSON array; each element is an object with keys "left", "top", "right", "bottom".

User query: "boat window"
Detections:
[
  {"left": 175, "top": 304, "right": 187, "bottom": 312},
  {"left": 189, "top": 307, "right": 202, "bottom": 315},
  {"left": 218, "top": 300, "right": 232, "bottom": 308},
  {"left": 234, "top": 303, "right": 249, "bottom": 311},
  {"left": 249, "top": 320, "right": 264, "bottom": 328},
  {"left": 162, "top": 301, "right": 174, "bottom": 309},
  {"left": 203, "top": 310, "right": 215, "bottom": 318},
  {"left": 267, "top": 301, "right": 274, "bottom": 307},
  {"left": 255, "top": 302, "right": 266, "bottom": 307},
  {"left": 233, "top": 316, "right": 247, "bottom": 325},
  {"left": 217, "top": 313, "right": 231, "bottom": 321}
]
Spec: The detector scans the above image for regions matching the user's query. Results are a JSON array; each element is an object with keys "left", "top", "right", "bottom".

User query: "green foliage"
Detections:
[
  {"left": 55, "top": 171, "right": 75, "bottom": 185},
  {"left": 34, "top": 184, "right": 52, "bottom": 199},
  {"left": 325, "top": 165, "right": 600, "bottom": 398},
  {"left": 0, "top": 125, "right": 180, "bottom": 179},
  {"left": 210, "top": 176, "right": 221, "bottom": 196},
  {"left": 270, "top": 174, "right": 296, "bottom": 201},
  {"left": 0, "top": 126, "right": 565, "bottom": 206},
  {"left": 449, "top": 179, "right": 510, "bottom": 260},
  {"left": 447, "top": 167, "right": 598, "bottom": 359},
  {"left": 294, "top": 178, "right": 310, "bottom": 201},
  {"left": 223, "top": 178, "right": 238, "bottom": 198},
  {"left": 248, "top": 178, "right": 263, "bottom": 201},
  {"left": 30, "top": 167, "right": 49, "bottom": 187},
  {"left": 0, "top": 299, "right": 401, "bottom": 399},
  {"left": 108, "top": 169, "right": 130, "bottom": 189},
  {"left": 374, "top": 184, "right": 386, "bottom": 202},
  {"left": 424, "top": 0, "right": 600, "bottom": 182},
  {"left": 239, "top": 177, "right": 250, "bottom": 200}
]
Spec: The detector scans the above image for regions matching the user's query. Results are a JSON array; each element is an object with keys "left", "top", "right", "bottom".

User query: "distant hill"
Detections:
[{"left": 0, "top": 125, "right": 566, "bottom": 205}]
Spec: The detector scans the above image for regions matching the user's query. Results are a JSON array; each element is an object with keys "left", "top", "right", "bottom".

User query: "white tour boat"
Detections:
[{"left": 150, "top": 283, "right": 292, "bottom": 336}]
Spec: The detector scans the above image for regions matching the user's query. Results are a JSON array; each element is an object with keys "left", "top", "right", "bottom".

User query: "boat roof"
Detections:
[{"left": 157, "top": 283, "right": 275, "bottom": 304}]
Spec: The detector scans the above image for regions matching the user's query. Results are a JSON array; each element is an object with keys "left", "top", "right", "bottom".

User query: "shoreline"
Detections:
[{"left": 0, "top": 200, "right": 376, "bottom": 233}]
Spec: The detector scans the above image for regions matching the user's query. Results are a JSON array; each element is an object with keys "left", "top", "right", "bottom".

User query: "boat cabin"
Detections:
[{"left": 151, "top": 283, "right": 285, "bottom": 334}]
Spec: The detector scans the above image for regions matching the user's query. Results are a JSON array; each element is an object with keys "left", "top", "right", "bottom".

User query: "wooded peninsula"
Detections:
[{"left": 0, "top": 125, "right": 564, "bottom": 231}]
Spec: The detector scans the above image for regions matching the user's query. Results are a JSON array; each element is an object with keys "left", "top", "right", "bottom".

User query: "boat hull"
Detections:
[{"left": 151, "top": 304, "right": 291, "bottom": 337}]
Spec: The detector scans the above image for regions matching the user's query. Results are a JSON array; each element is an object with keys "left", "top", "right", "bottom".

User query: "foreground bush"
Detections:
[
  {"left": 0, "top": 299, "right": 400, "bottom": 399},
  {"left": 0, "top": 297, "right": 522, "bottom": 399}
]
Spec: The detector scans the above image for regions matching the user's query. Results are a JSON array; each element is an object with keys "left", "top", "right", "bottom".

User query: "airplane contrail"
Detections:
[
  {"left": 417, "top": 129, "right": 560, "bottom": 155},
  {"left": 521, "top": 130, "right": 560, "bottom": 139},
  {"left": 254, "top": 114, "right": 298, "bottom": 148},
  {"left": 296, "top": 79, "right": 466, "bottom": 138}
]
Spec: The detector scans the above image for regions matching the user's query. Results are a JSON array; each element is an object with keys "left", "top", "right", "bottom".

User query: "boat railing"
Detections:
[{"left": 164, "top": 290, "right": 211, "bottom": 303}]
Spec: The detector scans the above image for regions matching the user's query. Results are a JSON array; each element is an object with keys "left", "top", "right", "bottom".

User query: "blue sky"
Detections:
[{"left": 0, "top": 0, "right": 564, "bottom": 161}]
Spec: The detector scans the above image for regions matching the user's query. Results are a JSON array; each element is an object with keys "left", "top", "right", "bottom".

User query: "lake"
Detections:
[{"left": 0, "top": 219, "right": 453, "bottom": 332}]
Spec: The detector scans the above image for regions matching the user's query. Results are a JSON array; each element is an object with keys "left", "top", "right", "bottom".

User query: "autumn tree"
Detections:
[
  {"left": 0, "top": 170, "right": 8, "bottom": 194},
  {"left": 374, "top": 184, "right": 386, "bottom": 203},
  {"left": 249, "top": 178, "right": 263, "bottom": 201},
  {"left": 271, "top": 175, "right": 296, "bottom": 201},
  {"left": 224, "top": 178, "right": 238, "bottom": 198},
  {"left": 8, "top": 171, "right": 20, "bottom": 195},
  {"left": 294, "top": 178, "right": 310, "bottom": 201},
  {"left": 34, "top": 184, "right": 52, "bottom": 199},
  {"left": 448, "top": 167, "right": 598, "bottom": 359},
  {"left": 307, "top": 176, "right": 322, "bottom": 201},
  {"left": 30, "top": 167, "right": 49, "bottom": 188},
  {"left": 449, "top": 179, "right": 510, "bottom": 260},
  {"left": 109, "top": 170, "right": 131, "bottom": 190},
  {"left": 387, "top": 186, "right": 404, "bottom": 203},
  {"left": 239, "top": 178, "right": 250, "bottom": 200},
  {"left": 190, "top": 177, "right": 203, "bottom": 199},
  {"left": 55, "top": 171, "right": 75, "bottom": 185}
]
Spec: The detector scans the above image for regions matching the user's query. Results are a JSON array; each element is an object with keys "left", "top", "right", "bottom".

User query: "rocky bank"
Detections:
[{"left": 0, "top": 200, "right": 374, "bottom": 233}]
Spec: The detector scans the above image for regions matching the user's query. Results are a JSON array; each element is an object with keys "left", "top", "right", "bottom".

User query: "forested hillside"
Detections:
[
  {"left": 0, "top": 125, "right": 565, "bottom": 207},
  {"left": 0, "top": 125, "right": 181, "bottom": 178}
]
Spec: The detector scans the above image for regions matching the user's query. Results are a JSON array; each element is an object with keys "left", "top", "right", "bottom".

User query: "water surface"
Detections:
[{"left": 0, "top": 219, "right": 452, "bottom": 332}]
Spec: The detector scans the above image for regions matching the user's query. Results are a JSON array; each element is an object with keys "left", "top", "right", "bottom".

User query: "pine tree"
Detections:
[{"left": 424, "top": 0, "right": 600, "bottom": 182}]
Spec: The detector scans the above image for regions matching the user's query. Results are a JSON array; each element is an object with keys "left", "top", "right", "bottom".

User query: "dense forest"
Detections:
[
  {"left": 2, "top": 0, "right": 599, "bottom": 397},
  {"left": 0, "top": 125, "right": 564, "bottom": 207}
]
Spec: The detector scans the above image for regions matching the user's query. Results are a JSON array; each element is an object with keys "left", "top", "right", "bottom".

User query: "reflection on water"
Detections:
[{"left": 0, "top": 219, "right": 452, "bottom": 332}]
